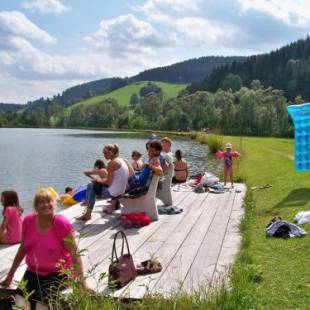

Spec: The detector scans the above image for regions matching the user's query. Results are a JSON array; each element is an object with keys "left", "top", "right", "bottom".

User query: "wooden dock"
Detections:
[{"left": 0, "top": 184, "right": 246, "bottom": 299}]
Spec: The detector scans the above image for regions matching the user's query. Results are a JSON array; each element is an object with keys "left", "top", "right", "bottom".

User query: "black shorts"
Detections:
[{"left": 18, "top": 270, "right": 67, "bottom": 310}]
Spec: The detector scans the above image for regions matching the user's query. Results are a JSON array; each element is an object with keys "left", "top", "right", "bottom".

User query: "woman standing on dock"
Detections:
[{"left": 0, "top": 188, "right": 88, "bottom": 309}]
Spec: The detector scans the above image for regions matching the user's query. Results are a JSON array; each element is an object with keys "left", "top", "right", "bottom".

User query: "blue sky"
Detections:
[{"left": 1, "top": 0, "right": 310, "bottom": 103}]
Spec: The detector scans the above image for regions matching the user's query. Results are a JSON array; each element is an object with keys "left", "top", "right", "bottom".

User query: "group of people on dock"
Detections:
[
  {"left": 0, "top": 134, "right": 190, "bottom": 309},
  {"left": 76, "top": 135, "right": 189, "bottom": 220},
  {"left": 0, "top": 133, "right": 239, "bottom": 309}
]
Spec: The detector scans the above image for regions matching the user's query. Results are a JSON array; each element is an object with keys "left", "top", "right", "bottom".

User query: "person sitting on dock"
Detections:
[
  {"left": 161, "top": 137, "right": 174, "bottom": 174},
  {"left": 127, "top": 140, "right": 164, "bottom": 193},
  {"left": 84, "top": 159, "right": 108, "bottom": 182},
  {"left": 146, "top": 136, "right": 168, "bottom": 173},
  {"left": 0, "top": 190, "right": 23, "bottom": 244},
  {"left": 83, "top": 159, "right": 108, "bottom": 203},
  {"left": 0, "top": 188, "right": 89, "bottom": 309},
  {"left": 77, "top": 144, "right": 133, "bottom": 220},
  {"left": 131, "top": 150, "right": 144, "bottom": 172},
  {"left": 173, "top": 150, "right": 189, "bottom": 183}
]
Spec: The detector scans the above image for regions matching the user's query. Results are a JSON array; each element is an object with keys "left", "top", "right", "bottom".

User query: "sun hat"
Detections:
[{"left": 225, "top": 143, "right": 233, "bottom": 149}]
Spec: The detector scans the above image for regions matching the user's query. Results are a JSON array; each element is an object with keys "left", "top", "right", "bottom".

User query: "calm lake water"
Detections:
[{"left": 0, "top": 128, "right": 220, "bottom": 214}]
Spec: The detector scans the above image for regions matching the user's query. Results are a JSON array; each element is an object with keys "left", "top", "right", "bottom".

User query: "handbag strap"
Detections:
[{"left": 111, "top": 230, "right": 131, "bottom": 261}]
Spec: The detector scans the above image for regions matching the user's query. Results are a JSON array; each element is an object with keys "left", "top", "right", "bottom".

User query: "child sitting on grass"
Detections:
[
  {"left": 216, "top": 143, "right": 241, "bottom": 188},
  {"left": 0, "top": 190, "right": 23, "bottom": 244}
]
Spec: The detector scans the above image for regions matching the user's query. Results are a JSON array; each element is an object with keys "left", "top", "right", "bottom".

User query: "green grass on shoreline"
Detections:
[{"left": 203, "top": 134, "right": 310, "bottom": 309}]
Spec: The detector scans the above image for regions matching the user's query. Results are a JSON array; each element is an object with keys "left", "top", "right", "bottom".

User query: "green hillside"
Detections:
[
  {"left": 68, "top": 81, "right": 186, "bottom": 110},
  {"left": 190, "top": 36, "right": 310, "bottom": 100}
]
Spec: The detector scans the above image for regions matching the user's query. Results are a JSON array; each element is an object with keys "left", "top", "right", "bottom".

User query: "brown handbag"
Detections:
[{"left": 108, "top": 230, "right": 137, "bottom": 289}]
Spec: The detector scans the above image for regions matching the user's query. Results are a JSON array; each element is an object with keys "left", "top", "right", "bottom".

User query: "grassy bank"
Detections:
[{"left": 200, "top": 134, "right": 310, "bottom": 309}]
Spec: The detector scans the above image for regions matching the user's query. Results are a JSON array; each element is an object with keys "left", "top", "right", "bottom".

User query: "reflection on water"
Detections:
[{"left": 0, "top": 128, "right": 220, "bottom": 214}]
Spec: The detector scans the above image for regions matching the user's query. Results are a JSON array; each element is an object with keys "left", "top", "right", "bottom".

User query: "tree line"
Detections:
[
  {"left": 189, "top": 36, "right": 310, "bottom": 101},
  {"left": 0, "top": 80, "right": 293, "bottom": 137}
]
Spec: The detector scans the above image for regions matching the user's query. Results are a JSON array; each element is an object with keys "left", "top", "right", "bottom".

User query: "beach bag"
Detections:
[{"left": 108, "top": 231, "right": 137, "bottom": 289}]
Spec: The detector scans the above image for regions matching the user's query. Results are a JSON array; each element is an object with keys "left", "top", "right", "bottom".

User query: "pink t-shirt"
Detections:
[
  {"left": 23, "top": 213, "right": 73, "bottom": 276},
  {"left": 3, "top": 206, "right": 23, "bottom": 244}
]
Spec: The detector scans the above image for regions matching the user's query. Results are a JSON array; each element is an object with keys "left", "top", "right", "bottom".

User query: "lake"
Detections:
[{"left": 0, "top": 128, "right": 220, "bottom": 214}]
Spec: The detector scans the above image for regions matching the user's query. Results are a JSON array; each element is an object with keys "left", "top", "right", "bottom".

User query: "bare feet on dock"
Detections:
[
  {"left": 103, "top": 205, "right": 114, "bottom": 214},
  {"left": 76, "top": 209, "right": 92, "bottom": 221},
  {"left": 76, "top": 214, "right": 91, "bottom": 221}
]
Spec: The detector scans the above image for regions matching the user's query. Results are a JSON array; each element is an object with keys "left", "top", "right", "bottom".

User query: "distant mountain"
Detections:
[
  {"left": 18, "top": 55, "right": 245, "bottom": 109},
  {"left": 50, "top": 77, "right": 128, "bottom": 107},
  {"left": 133, "top": 56, "right": 246, "bottom": 84},
  {"left": 192, "top": 36, "right": 310, "bottom": 100},
  {"left": 0, "top": 103, "right": 24, "bottom": 113}
]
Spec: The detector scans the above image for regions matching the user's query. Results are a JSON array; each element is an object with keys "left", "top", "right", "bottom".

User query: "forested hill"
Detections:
[
  {"left": 16, "top": 55, "right": 245, "bottom": 110},
  {"left": 47, "top": 77, "right": 127, "bottom": 108},
  {"left": 0, "top": 103, "right": 24, "bottom": 113},
  {"left": 191, "top": 37, "right": 310, "bottom": 100},
  {"left": 53, "top": 56, "right": 245, "bottom": 107},
  {"left": 133, "top": 56, "right": 246, "bottom": 84}
]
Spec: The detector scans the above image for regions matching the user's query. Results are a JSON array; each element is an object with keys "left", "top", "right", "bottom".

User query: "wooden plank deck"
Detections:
[{"left": 0, "top": 184, "right": 246, "bottom": 299}]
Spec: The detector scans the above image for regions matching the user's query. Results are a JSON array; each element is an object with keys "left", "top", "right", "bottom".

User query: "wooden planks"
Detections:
[{"left": 0, "top": 184, "right": 246, "bottom": 299}]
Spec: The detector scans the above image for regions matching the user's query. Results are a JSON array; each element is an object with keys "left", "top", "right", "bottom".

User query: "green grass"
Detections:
[
  {"left": 68, "top": 81, "right": 187, "bottom": 110},
  {"left": 215, "top": 135, "right": 310, "bottom": 309}
]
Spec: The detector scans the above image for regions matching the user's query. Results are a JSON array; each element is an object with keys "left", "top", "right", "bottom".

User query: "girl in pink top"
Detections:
[
  {"left": 1, "top": 188, "right": 89, "bottom": 309},
  {"left": 0, "top": 190, "right": 23, "bottom": 244}
]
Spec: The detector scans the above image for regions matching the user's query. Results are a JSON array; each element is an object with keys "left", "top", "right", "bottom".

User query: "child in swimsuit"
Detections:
[{"left": 216, "top": 143, "right": 240, "bottom": 188}]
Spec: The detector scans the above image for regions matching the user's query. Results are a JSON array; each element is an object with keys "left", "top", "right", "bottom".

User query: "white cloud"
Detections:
[
  {"left": 0, "top": 74, "right": 84, "bottom": 103},
  {"left": 0, "top": 11, "right": 56, "bottom": 44},
  {"left": 0, "top": 11, "right": 162, "bottom": 102},
  {"left": 0, "top": 50, "right": 158, "bottom": 102},
  {"left": 21, "top": 0, "right": 70, "bottom": 14},
  {"left": 2, "top": 0, "right": 310, "bottom": 103},
  {"left": 138, "top": 0, "right": 202, "bottom": 22},
  {"left": 172, "top": 17, "right": 238, "bottom": 46},
  {"left": 137, "top": 0, "right": 252, "bottom": 52},
  {"left": 239, "top": 0, "right": 310, "bottom": 27},
  {"left": 85, "top": 14, "right": 171, "bottom": 57}
]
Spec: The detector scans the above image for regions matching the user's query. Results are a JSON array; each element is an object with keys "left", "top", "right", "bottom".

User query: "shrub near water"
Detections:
[{"left": 206, "top": 134, "right": 223, "bottom": 154}]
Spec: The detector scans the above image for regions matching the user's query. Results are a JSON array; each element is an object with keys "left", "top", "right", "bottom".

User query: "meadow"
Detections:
[{"left": 68, "top": 81, "right": 187, "bottom": 110}]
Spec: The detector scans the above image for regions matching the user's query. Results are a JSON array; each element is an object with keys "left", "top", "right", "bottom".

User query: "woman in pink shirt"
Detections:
[
  {"left": 0, "top": 190, "right": 23, "bottom": 244},
  {"left": 1, "top": 188, "right": 88, "bottom": 309}
]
